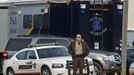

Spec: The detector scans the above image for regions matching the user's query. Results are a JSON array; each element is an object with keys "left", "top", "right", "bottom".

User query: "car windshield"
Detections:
[
  {"left": 37, "top": 47, "right": 70, "bottom": 58},
  {"left": 127, "top": 49, "right": 134, "bottom": 59}
]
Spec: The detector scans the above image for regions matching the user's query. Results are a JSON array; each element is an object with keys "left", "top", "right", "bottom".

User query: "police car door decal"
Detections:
[
  {"left": 16, "top": 50, "right": 38, "bottom": 74},
  {"left": 18, "top": 61, "right": 37, "bottom": 70}
]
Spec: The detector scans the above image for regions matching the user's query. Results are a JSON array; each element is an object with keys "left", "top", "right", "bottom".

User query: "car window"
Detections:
[
  {"left": 36, "top": 39, "right": 70, "bottom": 47},
  {"left": 16, "top": 51, "right": 27, "bottom": 60},
  {"left": 37, "top": 47, "right": 69, "bottom": 58},
  {"left": 5, "top": 39, "right": 32, "bottom": 51},
  {"left": 27, "top": 50, "right": 37, "bottom": 59},
  {"left": 127, "top": 49, "right": 134, "bottom": 59}
]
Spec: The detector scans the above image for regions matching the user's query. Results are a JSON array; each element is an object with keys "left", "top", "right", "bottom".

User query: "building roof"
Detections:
[
  {"left": 0, "top": 2, "right": 10, "bottom": 7},
  {"left": 0, "top": 0, "right": 70, "bottom": 6},
  {"left": 0, "top": 0, "right": 68, "bottom": 3}
]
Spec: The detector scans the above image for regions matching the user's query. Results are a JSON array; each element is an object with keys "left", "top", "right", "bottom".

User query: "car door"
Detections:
[{"left": 15, "top": 50, "right": 38, "bottom": 74}]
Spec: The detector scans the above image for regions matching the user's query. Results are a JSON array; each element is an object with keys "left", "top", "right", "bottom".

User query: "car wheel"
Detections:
[
  {"left": 94, "top": 61, "right": 103, "bottom": 75},
  {"left": 41, "top": 66, "right": 52, "bottom": 75},
  {"left": 7, "top": 68, "right": 15, "bottom": 75}
]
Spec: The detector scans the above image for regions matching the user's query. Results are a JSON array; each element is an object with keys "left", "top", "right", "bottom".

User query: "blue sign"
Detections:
[
  {"left": 92, "top": 19, "right": 102, "bottom": 31},
  {"left": 80, "top": 9, "right": 86, "bottom": 13},
  {"left": 118, "top": 10, "right": 123, "bottom": 15}
]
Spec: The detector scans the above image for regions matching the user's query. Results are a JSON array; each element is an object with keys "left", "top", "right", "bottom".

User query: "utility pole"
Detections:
[{"left": 121, "top": 0, "right": 128, "bottom": 75}]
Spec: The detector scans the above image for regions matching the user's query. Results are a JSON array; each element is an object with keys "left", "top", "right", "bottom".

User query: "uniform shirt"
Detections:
[{"left": 75, "top": 41, "right": 83, "bottom": 55}]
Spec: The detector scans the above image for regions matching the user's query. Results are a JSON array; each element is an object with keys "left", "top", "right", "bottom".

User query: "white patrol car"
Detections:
[{"left": 3, "top": 45, "right": 94, "bottom": 75}]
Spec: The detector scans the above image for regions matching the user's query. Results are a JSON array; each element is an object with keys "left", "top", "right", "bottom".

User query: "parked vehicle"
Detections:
[
  {"left": 3, "top": 45, "right": 94, "bottom": 75},
  {"left": 127, "top": 47, "right": 134, "bottom": 75},
  {"left": 88, "top": 50, "right": 121, "bottom": 75},
  {"left": 0, "top": 36, "right": 73, "bottom": 74},
  {"left": 129, "top": 61, "right": 134, "bottom": 75},
  {"left": 1, "top": 36, "right": 122, "bottom": 75}
]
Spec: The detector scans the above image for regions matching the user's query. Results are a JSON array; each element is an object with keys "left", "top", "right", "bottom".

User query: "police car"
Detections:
[{"left": 3, "top": 44, "right": 94, "bottom": 75}]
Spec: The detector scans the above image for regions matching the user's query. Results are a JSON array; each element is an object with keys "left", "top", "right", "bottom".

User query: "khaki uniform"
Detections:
[{"left": 68, "top": 41, "right": 90, "bottom": 75}]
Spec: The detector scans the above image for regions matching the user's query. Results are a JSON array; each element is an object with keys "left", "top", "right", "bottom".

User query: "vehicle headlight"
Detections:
[
  {"left": 88, "top": 60, "right": 94, "bottom": 65},
  {"left": 130, "top": 63, "right": 134, "bottom": 69},
  {"left": 101, "top": 55, "right": 115, "bottom": 61},
  {"left": 130, "top": 66, "right": 134, "bottom": 69},
  {"left": 52, "top": 63, "right": 64, "bottom": 68}
]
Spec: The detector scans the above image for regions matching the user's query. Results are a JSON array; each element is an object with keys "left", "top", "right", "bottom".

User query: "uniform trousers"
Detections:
[{"left": 73, "top": 57, "right": 84, "bottom": 75}]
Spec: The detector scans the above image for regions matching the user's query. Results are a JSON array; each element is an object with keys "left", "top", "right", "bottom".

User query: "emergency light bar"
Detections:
[{"left": 28, "top": 43, "right": 60, "bottom": 47}]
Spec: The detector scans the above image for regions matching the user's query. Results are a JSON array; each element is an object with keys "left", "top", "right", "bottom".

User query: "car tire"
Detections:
[
  {"left": 7, "top": 68, "right": 15, "bottom": 75},
  {"left": 41, "top": 66, "right": 52, "bottom": 75},
  {"left": 94, "top": 61, "right": 103, "bottom": 75}
]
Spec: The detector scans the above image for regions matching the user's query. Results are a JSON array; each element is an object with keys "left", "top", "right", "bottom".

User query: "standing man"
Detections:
[{"left": 68, "top": 34, "right": 90, "bottom": 75}]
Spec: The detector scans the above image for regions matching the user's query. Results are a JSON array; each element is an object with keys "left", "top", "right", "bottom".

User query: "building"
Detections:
[
  {"left": 0, "top": 0, "right": 130, "bottom": 50},
  {"left": 0, "top": 0, "right": 49, "bottom": 51}
]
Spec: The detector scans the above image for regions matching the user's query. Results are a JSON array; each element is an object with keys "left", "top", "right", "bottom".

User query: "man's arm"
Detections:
[
  {"left": 83, "top": 42, "right": 90, "bottom": 57},
  {"left": 68, "top": 43, "right": 73, "bottom": 55}
]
